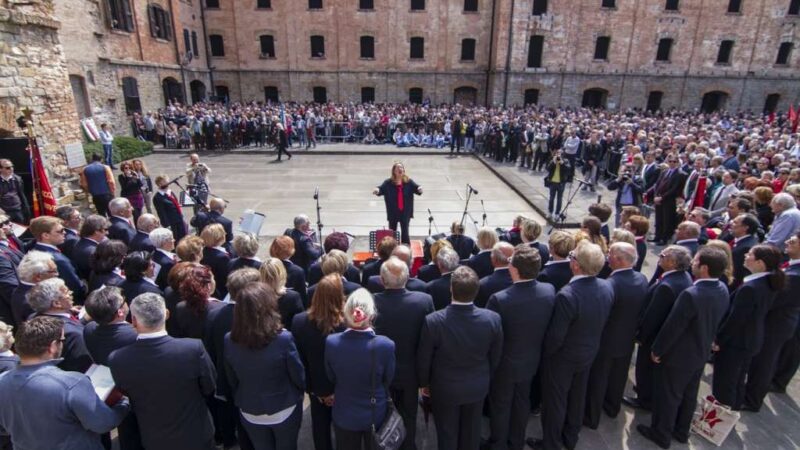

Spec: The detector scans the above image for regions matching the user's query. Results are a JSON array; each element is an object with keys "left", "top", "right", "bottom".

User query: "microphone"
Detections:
[
  {"left": 467, "top": 183, "right": 479, "bottom": 195},
  {"left": 166, "top": 174, "right": 184, "bottom": 186},
  {"left": 427, "top": 208, "right": 432, "bottom": 216},
  {"left": 575, "top": 179, "right": 593, "bottom": 187},
  {"left": 313, "top": 186, "right": 319, "bottom": 200}
]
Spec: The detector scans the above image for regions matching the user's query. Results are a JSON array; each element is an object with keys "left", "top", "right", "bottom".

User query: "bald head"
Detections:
[
  {"left": 608, "top": 242, "right": 637, "bottom": 270},
  {"left": 136, "top": 214, "right": 160, "bottom": 233},
  {"left": 209, "top": 198, "right": 225, "bottom": 212},
  {"left": 380, "top": 257, "right": 409, "bottom": 289},
  {"left": 491, "top": 242, "right": 515, "bottom": 268},
  {"left": 391, "top": 245, "right": 412, "bottom": 267}
]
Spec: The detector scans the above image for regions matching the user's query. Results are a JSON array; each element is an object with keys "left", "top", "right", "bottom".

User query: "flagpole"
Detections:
[{"left": 21, "top": 108, "right": 43, "bottom": 217}]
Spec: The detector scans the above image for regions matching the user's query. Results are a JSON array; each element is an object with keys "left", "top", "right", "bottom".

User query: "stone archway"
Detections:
[
  {"left": 700, "top": 91, "right": 729, "bottom": 113},
  {"left": 453, "top": 86, "right": 478, "bottom": 105},
  {"left": 582, "top": 88, "right": 608, "bottom": 109},
  {"left": 162, "top": 77, "right": 184, "bottom": 105},
  {"left": 190, "top": 80, "right": 206, "bottom": 104}
]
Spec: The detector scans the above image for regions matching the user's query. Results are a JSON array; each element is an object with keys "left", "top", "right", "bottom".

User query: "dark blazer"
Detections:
[
  {"left": 291, "top": 313, "right": 345, "bottom": 397},
  {"left": 476, "top": 268, "right": 513, "bottom": 308},
  {"left": 598, "top": 269, "right": 649, "bottom": 358},
  {"left": 119, "top": 279, "right": 163, "bottom": 305},
  {"left": 325, "top": 330, "right": 396, "bottom": 431},
  {"left": 647, "top": 167, "right": 686, "bottom": 202},
  {"left": 717, "top": 275, "right": 777, "bottom": 356},
  {"left": 499, "top": 228, "right": 523, "bottom": 246},
  {"left": 152, "top": 249, "right": 176, "bottom": 291},
  {"left": 537, "top": 260, "right": 572, "bottom": 292},
  {"left": 174, "top": 299, "right": 225, "bottom": 339},
  {"left": 377, "top": 178, "right": 422, "bottom": 222},
  {"left": 71, "top": 238, "right": 99, "bottom": 281},
  {"left": 129, "top": 231, "right": 155, "bottom": 253},
  {"left": 228, "top": 257, "right": 262, "bottom": 272},
  {"left": 33, "top": 243, "right": 84, "bottom": 304},
  {"left": 0, "top": 354, "right": 18, "bottom": 373},
  {"left": 763, "top": 264, "right": 800, "bottom": 341},
  {"left": 289, "top": 229, "right": 323, "bottom": 272},
  {"left": 417, "top": 263, "right": 441, "bottom": 283},
  {"left": 360, "top": 259, "right": 384, "bottom": 286},
  {"left": 417, "top": 303, "right": 503, "bottom": 404},
  {"left": 466, "top": 251, "right": 493, "bottom": 279},
  {"left": 426, "top": 272, "right": 454, "bottom": 311},
  {"left": 108, "top": 335, "right": 216, "bottom": 450},
  {"left": 308, "top": 261, "right": 361, "bottom": 286},
  {"left": 649, "top": 240, "right": 699, "bottom": 285},
  {"left": 224, "top": 330, "right": 305, "bottom": 415},
  {"left": 153, "top": 191, "right": 185, "bottom": 230},
  {"left": 307, "top": 277, "right": 360, "bottom": 302},
  {"left": 528, "top": 241, "right": 551, "bottom": 265},
  {"left": 0, "top": 251, "right": 18, "bottom": 326},
  {"left": 544, "top": 277, "right": 614, "bottom": 365},
  {"left": 366, "top": 275, "right": 426, "bottom": 294},
  {"left": 83, "top": 321, "right": 138, "bottom": 365},
  {"left": 638, "top": 270, "right": 694, "bottom": 346},
  {"left": 282, "top": 259, "right": 308, "bottom": 307},
  {"left": 108, "top": 217, "right": 136, "bottom": 245},
  {"left": 643, "top": 163, "right": 662, "bottom": 191},
  {"left": 201, "top": 247, "right": 231, "bottom": 299},
  {"left": 88, "top": 271, "right": 125, "bottom": 292},
  {"left": 37, "top": 313, "right": 93, "bottom": 373},
  {"left": 486, "top": 280, "right": 555, "bottom": 381},
  {"left": 277, "top": 290, "right": 305, "bottom": 329},
  {"left": 652, "top": 280, "right": 729, "bottom": 368},
  {"left": 200, "top": 211, "right": 234, "bottom": 247},
  {"left": 731, "top": 235, "right": 758, "bottom": 287},
  {"left": 374, "top": 288, "right": 435, "bottom": 387},
  {"left": 59, "top": 228, "right": 80, "bottom": 259},
  {"left": 203, "top": 304, "right": 235, "bottom": 400},
  {"left": 10, "top": 283, "right": 33, "bottom": 327},
  {"left": 635, "top": 237, "right": 647, "bottom": 272},
  {"left": 446, "top": 234, "right": 478, "bottom": 260}
]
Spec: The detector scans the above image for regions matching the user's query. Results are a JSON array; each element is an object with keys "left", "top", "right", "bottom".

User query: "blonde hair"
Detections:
[
  {"left": 200, "top": 223, "right": 226, "bottom": 247},
  {"left": 321, "top": 249, "right": 348, "bottom": 276},
  {"left": 429, "top": 238, "right": 453, "bottom": 262},
  {"left": 176, "top": 235, "right": 204, "bottom": 262},
  {"left": 0, "top": 321, "right": 13, "bottom": 353},
  {"left": 476, "top": 227, "right": 499, "bottom": 250},
  {"left": 259, "top": 257, "right": 288, "bottom": 296},
  {"left": 548, "top": 230, "right": 576, "bottom": 258},
  {"left": 390, "top": 162, "right": 410, "bottom": 183},
  {"left": 610, "top": 229, "right": 636, "bottom": 245},
  {"left": 521, "top": 219, "right": 542, "bottom": 242},
  {"left": 705, "top": 239, "right": 734, "bottom": 285},
  {"left": 573, "top": 241, "right": 606, "bottom": 276}
]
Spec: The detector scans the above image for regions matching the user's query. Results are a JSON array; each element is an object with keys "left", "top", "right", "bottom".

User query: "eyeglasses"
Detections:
[
  {"left": 568, "top": 251, "right": 576, "bottom": 261},
  {"left": 1, "top": 166, "right": 12, "bottom": 170},
  {"left": 57, "top": 337, "right": 66, "bottom": 343},
  {"left": 0, "top": 221, "right": 9, "bottom": 227},
  {"left": 52, "top": 228, "right": 66, "bottom": 234}
]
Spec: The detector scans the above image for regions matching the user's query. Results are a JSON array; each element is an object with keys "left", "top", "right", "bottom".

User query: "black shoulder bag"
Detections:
[{"left": 369, "top": 339, "right": 406, "bottom": 450}]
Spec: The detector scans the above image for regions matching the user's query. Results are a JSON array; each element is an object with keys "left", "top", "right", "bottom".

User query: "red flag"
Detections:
[
  {"left": 791, "top": 104, "right": 799, "bottom": 133},
  {"left": 29, "top": 138, "right": 57, "bottom": 217},
  {"left": 768, "top": 110, "right": 776, "bottom": 125}
]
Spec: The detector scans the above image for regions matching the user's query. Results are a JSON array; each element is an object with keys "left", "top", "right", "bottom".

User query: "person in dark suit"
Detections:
[
  {"left": 109, "top": 292, "right": 217, "bottom": 450},
  {"left": 637, "top": 247, "right": 730, "bottom": 449},
  {"left": 0, "top": 235, "right": 18, "bottom": 327},
  {"left": 536, "top": 230, "right": 575, "bottom": 291},
  {"left": 360, "top": 236, "right": 398, "bottom": 286},
  {"left": 174, "top": 264, "right": 225, "bottom": 339},
  {"left": 642, "top": 152, "right": 662, "bottom": 193},
  {"left": 528, "top": 242, "right": 614, "bottom": 450},
  {"left": 649, "top": 221, "right": 701, "bottom": 284},
  {"left": 373, "top": 257, "right": 435, "bottom": 450},
  {"left": 713, "top": 244, "right": 784, "bottom": 410},
  {"left": 260, "top": 257, "right": 306, "bottom": 328},
  {"left": 646, "top": 154, "right": 686, "bottom": 245},
  {"left": 150, "top": 227, "right": 177, "bottom": 291},
  {"left": 745, "top": 234, "right": 800, "bottom": 410},
  {"left": 153, "top": 174, "right": 187, "bottom": 242},
  {"left": 129, "top": 214, "right": 160, "bottom": 253},
  {"left": 107, "top": 198, "right": 137, "bottom": 246},
  {"left": 730, "top": 214, "right": 760, "bottom": 288},
  {"left": 55, "top": 206, "right": 82, "bottom": 259},
  {"left": 82, "top": 286, "right": 142, "bottom": 450},
  {"left": 192, "top": 198, "right": 234, "bottom": 250},
  {"left": 326, "top": 289, "right": 396, "bottom": 449},
  {"left": 10, "top": 251, "right": 58, "bottom": 327},
  {"left": 521, "top": 219, "right": 551, "bottom": 265},
  {"left": 625, "top": 245, "right": 693, "bottom": 411},
  {"left": 418, "top": 239, "right": 453, "bottom": 283},
  {"left": 418, "top": 266, "right": 503, "bottom": 450},
  {"left": 200, "top": 223, "right": 231, "bottom": 299},
  {"left": 584, "top": 243, "right": 649, "bottom": 429},
  {"left": 271, "top": 235, "right": 308, "bottom": 307},
  {"left": 475, "top": 242, "right": 514, "bottom": 308},
  {"left": 624, "top": 215, "right": 650, "bottom": 272},
  {"left": 0, "top": 320, "right": 16, "bottom": 373},
  {"left": 119, "top": 251, "right": 163, "bottom": 305},
  {"left": 288, "top": 214, "right": 323, "bottom": 273},
  {"left": 29, "top": 216, "right": 86, "bottom": 305},
  {"left": 292, "top": 275, "right": 347, "bottom": 450},
  {"left": 425, "top": 246, "right": 461, "bottom": 310},
  {"left": 71, "top": 214, "right": 110, "bottom": 282},
  {"left": 224, "top": 282, "right": 305, "bottom": 449},
  {"left": 0, "top": 158, "right": 31, "bottom": 224},
  {"left": 27, "top": 278, "right": 93, "bottom": 373},
  {"left": 88, "top": 239, "right": 127, "bottom": 292},
  {"left": 228, "top": 232, "right": 262, "bottom": 273},
  {"left": 307, "top": 232, "right": 360, "bottom": 286},
  {"left": 367, "top": 244, "right": 427, "bottom": 293},
  {"left": 446, "top": 221, "right": 478, "bottom": 260},
  {"left": 485, "top": 245, "right": 555, "bottom": 450},
  {"left": 466, "top": 227, "right": 499, "bottom": 279},
  {"left": 372, "top": 162, "right": 423, "bottom": 245}
]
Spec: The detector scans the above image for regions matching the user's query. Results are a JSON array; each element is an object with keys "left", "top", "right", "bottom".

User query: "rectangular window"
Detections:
[
  {"left": 527, "top": 35, "right": 544, "bottom": 67},
  {"left": 313, "top": 86, "right": 328, "bottom": 103},
  {"left": 524, "top": 89, "right": 539, "bottom": 105},
  {"left": 309, "top": 0, "right": 322, "bottom": 9},
  {"left": 601, "top": 0, "right": 615, "bottom": 7},
  {"left": 122, "top": 77, "right": 141, "bottom": 114},
  {"left": 717, "top": 40, "right": 734, "bottom": 64},
  {"left": 311, "top": 35, "right": 325, "bottom": 57},
  {"left": 594, "top": 36, "right": 610, "bottom": 60},
  {"left": 532, "top": 0, "right": 547, "bottom": 15},
  {"left": 360, "top": 36, "right": 375, "bottom": 58},
  {"left": 410, "top": 37, "right": 424, "bottom": 59},
  {"left": 257, "top": 0, "right": 271, "bottom": 8},
  {"left": 461, "top": 38, "right": 476, "bottom": 61},
  {"left": 362, "top": 87, "right": 375, "bottom": 103},
  {"left": 647, "top": 91, "right": 664, "bottom": 112},
  {"left": 359, "top": 0, "right": 374, "bottom": 9},
  {"left": 260, "top": 35, "right": 275, "bottom": 58},
  {"left": 206, "top": 0, "right": 219, "bottom": 8},
  {"left": 411, "top": 0, "right": 425, "bottom": 10},
  {"left": 191, "top": 31, "right": 199, "bottom": 56},
  {"left": 464, "top": 0, "right": 478, "bottom": 12},
  {"left": 656, "top": 38, "right": 673, "bottom": 62},
  {"left": 727, "top": 0, "right": 741, "bottom": 13},
  {"left": 264, "top": 86, "right": 279, "bottom": 103},
  {"left": 148, "top": 5, "right": 172, "bottom": 41},
  {"left": 776, "top": 42, "right": 793, "bottom": 65},
  {"left": 790, "top": 0, "right": 800, "bottom": 15},
  {"left": 108, "top": 0, "right": 134, "bottom": 31},
  {"left": 409, "top": 88, "right": 423, "bottom": 104},
  {"left": 209, "top": 34, "right": 225, "bottom": 57},
  {"left": 665, "top": 0, "right": 679, "bottom": 10},
  {"left": 183, "top": 29, "right": 191, "bottom": 53}
]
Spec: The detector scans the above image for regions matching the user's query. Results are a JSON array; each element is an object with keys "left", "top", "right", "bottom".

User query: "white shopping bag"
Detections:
[{"left": 691, "top": 395, "right": 741, "bottom": 446}]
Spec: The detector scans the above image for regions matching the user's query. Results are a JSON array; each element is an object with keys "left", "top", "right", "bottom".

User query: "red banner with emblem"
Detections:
[{"left": 29, "top": 138, "right": 57, "bottom": 217}]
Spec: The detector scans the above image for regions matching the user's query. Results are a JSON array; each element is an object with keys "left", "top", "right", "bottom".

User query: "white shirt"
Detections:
[
  {"left": 675, "top": 239, "right": 698, "bottom": 246},
  {"left": 743, "top": 272, "right": 770, "bottom": 284},
  {"left": 137, "top": 330, "right": 168, "bottom": 340},
  {"left": 569, "top": 275, "right": 590, "bottom": 284},
  {"left": 545, "top": 259, "right": 569, "bottom": 266},
  {"left": 451, "top": 300, "right": 474, "bottom": 306},
  {"left": 609, "top": 267, "right": 633, "bottom": 277},
  {"left": 693, "top": 278, "right": 720, "bottom": 285},
  {"left": 788, "top": 259, "right": 800, "bottom": 267},
  {"left": 733, "top": 234, "right": 752, "bottom": 245},
  {"left": 241, "top": 405, "right": 296, "bottom": 426}
]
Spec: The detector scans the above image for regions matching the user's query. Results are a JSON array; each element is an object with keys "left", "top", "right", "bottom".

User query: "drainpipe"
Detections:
[
  {"left": 502, "top": 0, "right": 516, "bottom": 107},
  {"left": 199, "top": 0, "right": 215, "bottom": 91},
  {"left": 166, "top": 0, "right": 187, "bottom": 103},
  {"left": 485, "top": 0, "right": 497, "bottom": 106}
]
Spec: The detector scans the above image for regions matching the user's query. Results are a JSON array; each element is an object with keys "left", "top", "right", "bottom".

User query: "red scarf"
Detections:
[
  {"left": 166, "top": 192, "right": 183, "bottom": 215},
  {"left": 396, "top": 183, "right": 404, "bottom": 212}
]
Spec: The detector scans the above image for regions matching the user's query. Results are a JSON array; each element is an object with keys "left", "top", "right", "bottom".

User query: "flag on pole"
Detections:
[
  {"left": 29, "top": 138, "right": 57, "bottom": 217},
  {"left": 790, "top": 104, "right": 799, "bottom": 133},
  {"left": 768, "top": 110, "right": 776, "bottom": 125}
]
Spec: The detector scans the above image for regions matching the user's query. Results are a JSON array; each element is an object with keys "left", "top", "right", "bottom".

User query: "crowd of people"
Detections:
[{"left": 0, "top": 102, "right": 799, "bottom": 450}]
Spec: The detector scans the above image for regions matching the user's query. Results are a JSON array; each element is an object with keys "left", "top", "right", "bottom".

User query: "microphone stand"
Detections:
[
  {"left": 314, "top": 189, "right": 323, "bottom": 246},
  {"left": 170, "top": 178, "right": 208, "bottom": 213},
  {"left": 480, "top": 200, "right": 488, "bottom": 227},
  {"left": 459, "top": 184, "right": 477, "bottom": 229},
  {"left": 427, "top": 208, "right": 440, "bottom": 236},
  {"left": 547, "top": 181, "right": 582, "bottom": 234}
]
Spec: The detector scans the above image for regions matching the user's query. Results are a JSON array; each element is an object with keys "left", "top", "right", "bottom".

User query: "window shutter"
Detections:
[
  {"left": 122, "top": 0, "right": 134, "bottom": 31},
  {"left": 164, "top": 12, "right": 173, "bottom": 40},
  {"left": 148, "top": 6, "right": 158, "bottom": 37}
]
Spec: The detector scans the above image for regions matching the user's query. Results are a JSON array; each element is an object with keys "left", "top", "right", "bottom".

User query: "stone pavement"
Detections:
[{"left": 137, "top": 144, "right": 800, "bottom": 450}]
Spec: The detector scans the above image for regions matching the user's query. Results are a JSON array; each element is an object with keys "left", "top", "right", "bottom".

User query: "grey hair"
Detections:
[
  {"left": 663, "top": 245, "right": 693, "bottom": 271},
  {"left": 391, "top": 245, "right": 413, "bottom": 267},
  {"left": 610, "top": 229, "right": 635, "bottom": 245},
  {"left": 435, "top": 247, "right": 460, "bottom": 272},
  {"left": 137, "top": 214, "right": 160, "bottom": 232},
  {"left": 491, "top": 242, "right": 514, "bottom": 266},
  {"left": 149, "top": 227, "right": 174, "bottom": 248},
  {"left": 232, "top": 233, "right": 259, "bottom": 258},
  {"left": 293, "top": 214, "right": 310, "bottom": 229},
  {"left": 380, "top": 256, "right": 409, "bottom": 289},
  {"left": 610, "top": 242, "right": 637, "bottom": 266},
  {"left": 0, "top": 320, "right": 14, "bottom": 353},
  {"left": 108, "top": 197, "right": 131, "bottom": 216},
  {"left": 26, "top": 278, "right": 66, "bottom": 313},
  {"left": 130, "top": 293, "right": 167, "bottom": 329},
  {"left": 343, "top": 288, "right": 377, "bottom": 328},
  {"left": 773, "top": 193, "right": 796, "bottom": 211},
  {"left": 17, "top": 251, "right": 54, "bottom": 283}
]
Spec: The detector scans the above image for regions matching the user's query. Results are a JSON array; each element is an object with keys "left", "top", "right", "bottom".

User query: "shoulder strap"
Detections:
[{"left": 369, "top": 338, "right": 377, "bottom": 431}]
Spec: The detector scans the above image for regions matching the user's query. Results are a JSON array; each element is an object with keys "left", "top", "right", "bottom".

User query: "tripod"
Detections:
[
  {"left": 459, "top": 185, "right": 480, "bottom": 232},
  {"left": 547, "top": 181, "right": 586, "bottom": 234}
]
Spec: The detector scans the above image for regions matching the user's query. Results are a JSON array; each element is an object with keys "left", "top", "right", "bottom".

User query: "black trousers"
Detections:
[
  {"left": 277, "top": 144, "right": 292, "bottom": 160},
  {"left": 650, "top": 364, "right": 703, "bottom": 444},
  {"left": 548, "top": 183, "right": 566, "bottom": 216},
  {"left": 530, "top": 371, "right": 542, "bottom": 411},
  {"left": 389, "top": 385, "right": 419, "bottom": 450},
  {"left": 431, "top": 398, "right": 482, "bottom": 450},
  {"left": 633, "top": 343, "right": 654, "bottom": 408},
  {"left": 450, "top": 135, "right": 462, "bottom": 153},
  {"left": 93, "top": 193, "right": 113, "bottom": 217},
  {"left": 169, "top": 221, "right": 187, "bottom": 243},
  {"left": 388, "top": 217, "right": 411, "bottom": 245},
  {"left": 309, "top": 398, "right": 334, "bottom": 450},
  {"left": 654, "top": 198, "right": 678, "bottom": 242},
  {"left": 488, "top": 370, "right": 532, "bottom": 450},
  {"left": 584, "top": 352, "right": 632, "bottom": 428},
  {"left": 773, "top": 325, "right": 800, "bottom": 390},
  {"left": 334, "top": 425, "right": 371, "bottom": 450},
  {"left": 713, "top": 347, "right": 751, "bottom": 409},
  {"left": 541, "top": 358, "right": 591, "bottom": 450},
  {"left": 533, "top": 150, "right": 549, "bottom": 172},
  {"left": 746, "top": 330, "right": 794, "bottom": 410},
  {"left": 209, "top": 397, "right": 240, "bottom": 448},
  {"left": 240, "top": 402, "right": 302, "bottom": 450}
]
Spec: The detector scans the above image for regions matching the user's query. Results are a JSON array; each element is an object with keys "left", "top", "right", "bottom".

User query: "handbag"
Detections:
[
  {"left": 690, "top": 394, "right": 740, "bottom": 446},
  {"left": 369, "top": 340, "right": 406, "bottom": 450}
]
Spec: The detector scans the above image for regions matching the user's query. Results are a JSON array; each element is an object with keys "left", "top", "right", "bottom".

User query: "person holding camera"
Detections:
[
  {"left": 545, "top": 150, "right": 574, "bottom": 221},
  {"left": 607, "top": 163, "right": 645, "bottom": 227}
]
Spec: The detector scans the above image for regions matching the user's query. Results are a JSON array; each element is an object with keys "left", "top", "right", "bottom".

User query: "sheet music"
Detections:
[
  {"left": 239, "top": 210, "right": 265, "bottom": 235},
  {"left": 85, "top": 364, "right": 115, "bottom": 401}
]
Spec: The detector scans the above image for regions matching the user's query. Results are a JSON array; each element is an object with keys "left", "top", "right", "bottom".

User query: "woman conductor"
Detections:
[{"left": 372, "top": 162, "right": 422, "bottom": 245}]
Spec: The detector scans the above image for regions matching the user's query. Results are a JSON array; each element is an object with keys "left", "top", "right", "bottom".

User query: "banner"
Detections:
[{"left": 29, "top": 138, "right": 57, "bottom": 217}]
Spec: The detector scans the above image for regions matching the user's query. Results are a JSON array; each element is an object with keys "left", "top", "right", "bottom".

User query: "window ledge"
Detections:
[
  {"left": 409, "top": 9, "right": 426, "bottom": 12},
  {"left": 256, "top": 7, "right": 273, "bottom": 11},
  {"left": 307, "top": 8, "right": 324, "bottom": 11},
  {"left": 109, "top": 28, "right": 133, "bottom": 35},
  {"left": 358, "top": 8, "right": 375, "bottom": 12},
  {"left": 359, "top": 57, "right": 375, "bottom": 60},
  {"left": 311, "top": 56, "right": 327, "bottom": 60},
  {"left": 714, "top": 62, "right": 732, "bottom": 67},
  {"left": 654, "top": 60, "right": 671, "bottom": 64},
  {"left": 409, "top": 58, "right": 425, "bottom": 61},
  {"left": 154, "top": 37, "right": 171, "bottom": 43},
  {"left": 725, "top": 11, "right": 742, "bottom": 16},
  {"left": 462, "top": 10, "right": 479, "bottom": 14},
  {"left": 773, "top": 63, "right": 790, "bottom": 68},
  {"left": 259, "top": 55, "right": 276, "bottom": 59},
  {"left": 592, "top": 58, "right": 609, "bottom": 62},
  {"left": 460, "top": 59, "right": 476, "bottom": 63},
  {"left": 600, "top": 7, "right": 617, "bottom": 11}
]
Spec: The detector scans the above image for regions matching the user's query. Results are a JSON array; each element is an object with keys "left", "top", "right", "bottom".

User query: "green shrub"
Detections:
[{"left": 83, "top": 137, "right": 154, "bottom": 164}]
